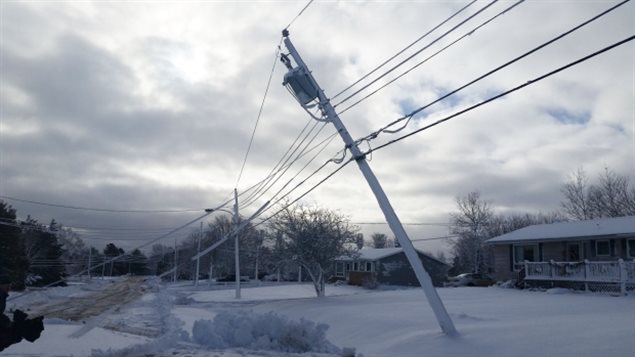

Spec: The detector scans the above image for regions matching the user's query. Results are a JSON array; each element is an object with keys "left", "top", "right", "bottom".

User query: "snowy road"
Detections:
[{"left": 27, "top": 277, "right": 147, "bottom": 321}]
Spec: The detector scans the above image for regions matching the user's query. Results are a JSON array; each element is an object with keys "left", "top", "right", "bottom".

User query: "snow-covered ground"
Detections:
[{"left": 3, "top": 279, "right": 634, "bottom": 356}]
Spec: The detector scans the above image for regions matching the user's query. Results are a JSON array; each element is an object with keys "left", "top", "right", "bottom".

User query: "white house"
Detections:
[{"left": 486, "top": 216, "right": 635, "bottom": 293}]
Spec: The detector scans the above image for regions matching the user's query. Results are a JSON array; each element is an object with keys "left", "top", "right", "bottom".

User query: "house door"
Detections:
[{"left": 566, "top": 242, "right": 582, "bottom": 261}]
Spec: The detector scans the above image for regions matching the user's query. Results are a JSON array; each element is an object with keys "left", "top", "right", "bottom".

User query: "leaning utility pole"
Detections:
[
  {"left": 280, "top": 30, "right": 457, "bottom": 336},
  {"left": 233, "top": 188, "right": 241, "bottom": 299}
]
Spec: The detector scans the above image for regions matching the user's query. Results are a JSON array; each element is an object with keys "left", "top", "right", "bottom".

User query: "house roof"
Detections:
[
  {"left": 338, "top": 247, "right": 447, "bottom": 265},
  {"left": 486, "top": 215, "right": 635, "bottom": 244}
]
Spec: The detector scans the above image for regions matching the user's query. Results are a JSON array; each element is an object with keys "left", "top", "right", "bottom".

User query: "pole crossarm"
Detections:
[{"left": 191, "top": 200, "right": 270, "bottom": 261}]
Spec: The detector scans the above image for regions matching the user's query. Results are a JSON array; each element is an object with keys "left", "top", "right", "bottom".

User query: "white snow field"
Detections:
[{"left": 3, "top": 279, "right": 634, "bottom": 356}]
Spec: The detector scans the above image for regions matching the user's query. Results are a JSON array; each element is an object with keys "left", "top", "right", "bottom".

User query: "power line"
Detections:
[
  {"left": 284, "top": 0, "right": 315, "bottom": 31},
  {"left": 411, "top": 235, "right": 458, "bottom": 242},
  {"left": 354, "top": 221, "right": 453, "bottom": 227},
  {"left": 241, "top": 122, "right": 333, "bottom": 209},
  {"left": 333, "top": 0, "right": 498, "bottom": 108},
  {"left": 332, "top": 0, "right": 478, "bottom": 100},
  {"left": 337, "top": 0, "right": 525, "bottom": 116},
  {"left": 0, "top": 195, "right": 205, "bottom": 213},
  {"left": 235, "top": 41, "right": 282, "bottom": 187},
  {"left": 365, "top": 34, "right": 635, "bottom": 156},
  {"left": 258, "top": 133, "right": 341, "bottom": 209},
  {"left": 241, "top": 121, "right": 326, "bottom": 207},
  {"left": 240, "top": 118, "right": 314, "bottom": 204},
  {"left": 254, "top": 157, "right": 354, "bottom": 229},
  {"left": 356, "top": 0, "right": 632, "bottom": 145},
  {"left": 249, "top": 9, "right": 634, "bottom": 239}
]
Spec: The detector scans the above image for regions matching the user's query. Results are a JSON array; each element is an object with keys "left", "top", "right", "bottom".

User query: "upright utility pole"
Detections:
[
  {"left": 234, "top": 188, "right": 241, "bottom": 299},
  {"left": 173, "top": 238, "right": 178, "bottom": 283},
  {"left": 87, "top": 247, "right": 92, "bottom": 280},
  {"left": 281, "top": 30, "right": 457, "bottom": 336},
  {"left": 195, "top": 221, "right": 202, "bottom": 286}
]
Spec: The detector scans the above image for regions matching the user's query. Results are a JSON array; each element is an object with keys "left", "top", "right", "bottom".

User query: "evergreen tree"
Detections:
[
  {"left": 129, "top": 249, "right": 149, "bottom": 275},
  {"left": 371, "top": 233, "right": 388, "bottom": 248},
  {"left": 0, "top": 200, "right": 29, "bottom": 290},
  {"left": 103, "top": 243, "right": 126, "bottom": 276},
  {"left": 22, "top": 218, "right": 66, "bottom": 286}
]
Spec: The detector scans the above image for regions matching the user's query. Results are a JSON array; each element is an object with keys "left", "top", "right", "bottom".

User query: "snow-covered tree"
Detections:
[
  {"left": 57, "top": 225, "right": 90, "bottom": 276},
  {"left": 268, "top": 204, "right": 358, "bottom": 297}
]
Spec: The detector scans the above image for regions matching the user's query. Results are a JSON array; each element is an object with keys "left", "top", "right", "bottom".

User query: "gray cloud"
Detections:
[{"left": 1, "top": 1, "right": 633, "bottom": 254}]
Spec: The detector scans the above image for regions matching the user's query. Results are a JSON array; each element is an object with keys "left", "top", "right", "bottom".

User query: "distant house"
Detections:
[
  {"left": 334, "top": 247, "right": 448, "bottom": 287},
  {"left": 486, "top": 216, "right": 635, "bottom": 294}
]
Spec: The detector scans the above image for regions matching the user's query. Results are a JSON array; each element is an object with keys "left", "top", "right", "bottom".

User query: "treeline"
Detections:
[
  {"left": 448, "top": 168, "right": 635, "bottom": 275},
  {"left": 0, "top": 199, "right": 359, "bottom": 298},
  {"left": 0, "top": 201, "right": 151, "bottom": 290}
]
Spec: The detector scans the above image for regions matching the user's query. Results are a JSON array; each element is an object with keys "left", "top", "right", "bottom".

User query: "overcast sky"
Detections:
[{"left": 1, "top": 0, "right": 633, "bottom": 255}]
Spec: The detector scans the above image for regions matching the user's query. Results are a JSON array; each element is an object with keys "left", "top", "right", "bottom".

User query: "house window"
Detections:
[
  {"left": 366, "top": 262, "right": 373, "bottom": 272},
  {"left": 353, "top": 262, "right": 358, "bottom": 271},
  {"left": 346, "top": 263, "right": 351, "bottom": 271},
  {"left": 335, "top": 262, "right": 344, "bottom": 277},
  {"left": 513, "top": 244, "right": 538, "bottom": 270},
  {"left": 595, "top": 240, "right": 611, "bottom": 257},
  {"left": 628, "top": 239, "right": 635, "bottom": 258}
]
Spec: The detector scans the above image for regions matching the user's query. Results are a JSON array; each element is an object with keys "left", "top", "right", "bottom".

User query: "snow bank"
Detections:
[
  {"left": 192, "top": 310, "right": 341, "bottom": 354},
  {"left": 91, "top": 278, "right": 187, "bottom": 357}
]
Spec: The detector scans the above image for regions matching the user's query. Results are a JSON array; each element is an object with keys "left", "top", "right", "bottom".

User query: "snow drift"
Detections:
[{"left": 191, "top": 310, "right": 340, "bottom": 354}]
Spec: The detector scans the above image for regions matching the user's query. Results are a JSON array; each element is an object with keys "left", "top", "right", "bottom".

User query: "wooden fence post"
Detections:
[
  {"left": 550, "top": 260, "right": 555, "bottom": 280},
  {"left": 584, "top": 259, "right": 589, "bottom": 292},
  {"left": 619, "top": 259, "right": 626, "bottom": 296}
]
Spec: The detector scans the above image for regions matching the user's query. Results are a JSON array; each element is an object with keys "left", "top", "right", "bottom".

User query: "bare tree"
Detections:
[
  {"left": 268, "top": 204, "right": 358, "bottom": 297},
  {"left": 561, "top": 168, "right": 593, "bottom": 220},
  {"left": 449, "top": 192, "right": 494, "bottom": 274},
  {"left": 561, "top": 168, "right": 635, "bottom": 219},
  {"left": 371, "top": 233, "right": 388, "bottom": 248}
]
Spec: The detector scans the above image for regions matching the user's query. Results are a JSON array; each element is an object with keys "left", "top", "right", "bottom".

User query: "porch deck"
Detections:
[{"left": 524, "top": 259, "right": 635, "bottom": 294}]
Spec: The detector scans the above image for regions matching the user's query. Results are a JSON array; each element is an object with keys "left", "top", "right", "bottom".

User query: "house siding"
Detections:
[
  {"left": 542, "top": 242, "right": 564, "bottom": 261},
  {"left": 492, "top": 245, "right": 513, "bottom": 281},
  {"left": 375, "top": 252, "right": 447, "bottom": 287}
]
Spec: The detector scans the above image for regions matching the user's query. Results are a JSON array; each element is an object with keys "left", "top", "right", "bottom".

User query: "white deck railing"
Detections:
[{"left": 524, "top": 259, "right": 635, "bottom": 295}]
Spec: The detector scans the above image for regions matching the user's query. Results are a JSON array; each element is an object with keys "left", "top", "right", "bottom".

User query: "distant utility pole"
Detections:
[
  {"left": 195, "top": 221, "right": 202, "bottom": 287},
  {"left": 87, "top": 247, "right": 92, "bottom": 280},
  {"left": 281, "top": 30, "right": 457, "bottom": 336},
  {"left": 173, "top": 238, "right": 178, "bottom": 283},
  {"left": 234, "top": 188, "right": 241, "bottom": 299}
]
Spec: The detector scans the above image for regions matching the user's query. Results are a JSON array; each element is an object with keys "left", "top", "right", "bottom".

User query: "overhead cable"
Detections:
[
  {"left": 240, "top": 118, "right": 314, "bottom": 204},
  {"left": 332, "top": 0, "right": 478, "bottom": 100},
  {"left": 0, "top": 195, "right": 205, "bottom": 213},
  {"left": 364, "top": 35, "right": 635, "bottom": 156},
  {"left": 356, "top": 0, "right": 631, "bottom": 144},
  {"left": 333, "top": 0, "right": 499, "bottom": 108},
  {"left": 241, "top": 122, "right": 331, "bottom": 208},
  {"left": 253, "top": 157, "right": 354, "bottom": 228},
  {"left": 337, "top": 0, "right": 525, "bottom": 115},
  {"left": 235, "top": 41, "right": 282, "bottom": 187},
  {"left": 284, "top": 0, "right": 315, "bottom": 31}
]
